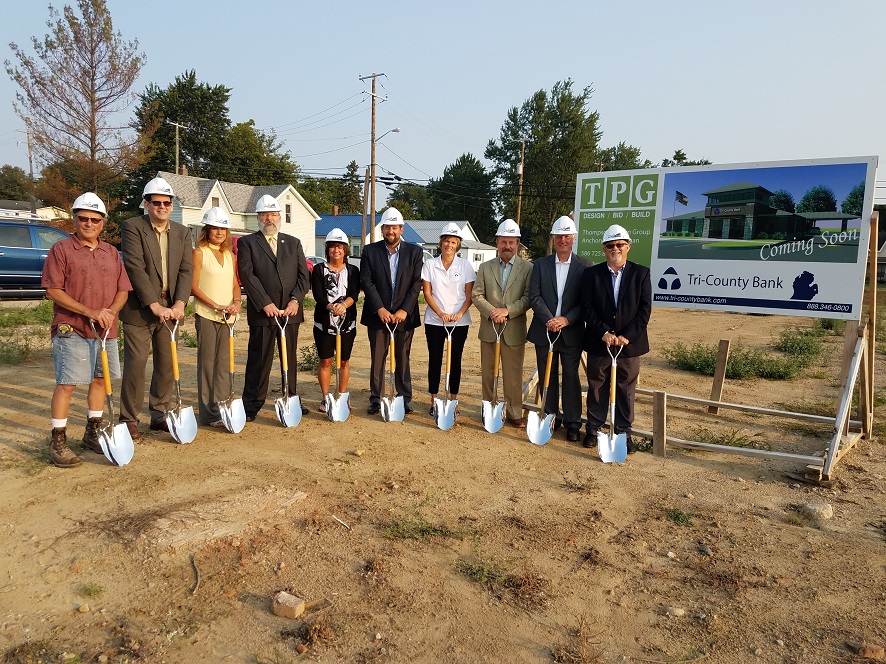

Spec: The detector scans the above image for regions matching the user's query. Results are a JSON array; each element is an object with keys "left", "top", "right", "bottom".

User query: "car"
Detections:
[
  {"left": 305, "top": 255, "right": 325, "bottom": 273},
  {"left": 0, "top": 211, "right": 71, "bottom": 299}
]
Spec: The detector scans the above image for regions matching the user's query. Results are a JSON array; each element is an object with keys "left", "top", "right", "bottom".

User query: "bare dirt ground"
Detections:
[{"left": 1, "top": 303, "right": 885, "bottom": 664}]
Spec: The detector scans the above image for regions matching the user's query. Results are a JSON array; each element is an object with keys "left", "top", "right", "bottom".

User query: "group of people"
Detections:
[{"left": 41, "top": 176, "right": 651, "bottom": 469}]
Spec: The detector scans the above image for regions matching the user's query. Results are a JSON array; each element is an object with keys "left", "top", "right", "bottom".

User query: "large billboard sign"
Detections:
[{"left": 574, "top": 156, "right": 878, "bottom": 320}]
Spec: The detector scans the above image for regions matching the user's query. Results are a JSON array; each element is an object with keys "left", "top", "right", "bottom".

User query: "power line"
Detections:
[{"left": 271, "top": 93, "right": 364, "bottom": 130}]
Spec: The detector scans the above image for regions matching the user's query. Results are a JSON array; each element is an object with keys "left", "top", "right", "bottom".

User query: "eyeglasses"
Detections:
[
  {"left": 75, "top": 215, "right": 103, "bottom": 224},
  {"left": 148, "top": 200, "right": 173, "bottom": 208},
  {"left": 604, "top": 242, "right": 629, "bottom": 250}
]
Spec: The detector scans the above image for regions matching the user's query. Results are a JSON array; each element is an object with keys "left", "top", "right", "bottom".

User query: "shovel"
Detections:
[
  {"left": 164, "top": 320, "right": 198, "bottom": 444},
  {"left": 219, "top": 313, "right": 246, "bottom": 434},
  {"left": 380, "top": 322, "right": 405, "bottom": 422},
  {"left": 88, "top": 321, "right": 134, "bottom": 466},
  {"left": 527, "top": 329, "right": 561, "bottom": 446},
  {"left": 434, "top": 324, "right": 458, "bottom": 431},
  {"left": 481, "top": 320, "right": 507, "bottom": 434},
  {"left": 598, "top": 343, "right": 628, "bottom": 463},
  {"left": 273, "top": 315, "right": 302, "bottom": 428},
  {"left": 324, "top": 315, "right": 350, "bottom": 422}
]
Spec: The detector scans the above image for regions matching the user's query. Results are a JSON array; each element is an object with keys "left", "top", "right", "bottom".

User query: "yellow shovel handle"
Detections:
[
  {"left": 229, "top": 335, "right": 235, "bottom": 373},
  {"left": 336, "top": 333, "right": 342, "bottom": 370},
  {"left": 445, "top": 332, "right": 452, "bottom": 373},
  {"left": 101, "top": 349, "right": 112, "bottom": 396},
  {"left": 170, "top": 338, "right": 180, "bottom": 381},
  {"left": 543, "top": 350, "right": 554, "bottom": 390},
  {"left": 609, "top": 357, "right": 618, "bottom": 404},
  {"left": 280, "top": 331, "right": 289, "bottom": 372},
  {"left": 388, "top": 337, "right": 395, "bottom": 372},
  {"left": 492, "top": 341, "right": 501, "bottom": 379}
]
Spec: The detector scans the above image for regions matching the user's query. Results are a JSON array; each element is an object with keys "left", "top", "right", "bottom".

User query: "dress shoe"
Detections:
[
  {"left": 507, "top": 417, "right": 526, "bottom": 429},
  {"left": 121, "top": 421, "right": 140, "bottom": 440},
  {"left": 566, "top": 428, "right": 580, "bottom": 443},
  {"left": 582, "top": 429, "right": 599, "bottom": 448},
  {"left": 149, "top": 420, "right": 169, "bottom": 432},
  {"left": 553, "top": 417, "right": 563, "bottom": 432},
  {"left": 403, "top": 403, "right": 414, "bottom": 415},
  {"left": 367, "top": 403, "right": 381, "bottom": 415},
  {"left": 301, "top": 406, "right": 309, "bottom": 416},
  {"left": 625, "top": 434, "right": 637, "bottom": 455},
  {"left": 245, "top": 414, "right": 256, "bottom": 422}
]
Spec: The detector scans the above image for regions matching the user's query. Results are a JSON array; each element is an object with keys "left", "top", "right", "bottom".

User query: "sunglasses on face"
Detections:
[
  {"left": 75, "top": 215, "right": 103, "bottom": 224},
  {"left": 149, "top": 200, "right": 173, "bottom": 208},
  {"left": 604, "top": 242, "right": 629, "bottom": 250}
]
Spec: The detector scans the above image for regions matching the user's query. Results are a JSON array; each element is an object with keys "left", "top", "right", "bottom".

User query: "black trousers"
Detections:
[
  {"left": 425, "top": 324, "right": 469, "bottom": 395},
  {"left": 243, "top": 322, "right": 299, "bottom": 416},
  {"left": 367, "top": 325, "right": 414, "bottom": 406},
  {"left": 585, "top": 352, "right": 640, "bottom": 434},
  {"left": 534, "top": 341, "right": 583, "bottom": 431}
]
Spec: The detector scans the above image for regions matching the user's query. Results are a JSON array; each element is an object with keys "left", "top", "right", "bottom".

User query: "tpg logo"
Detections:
[{"left": 579, "top": 174, "right": 659, "bottom": 209}]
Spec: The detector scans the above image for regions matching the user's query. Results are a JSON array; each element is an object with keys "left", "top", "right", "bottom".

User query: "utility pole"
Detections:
[
  {"left": 166, "top": 120, "right": 188, "bottom": 174},
  {"left": 516, "top": 140, "right": 525, "bottom": 228},
  {"left": 359, "top": 73, "right": 386, "bottom": 243},
  {"left": 360, "top": 166, "right": 370, "bottom": 255},
  {"left": 17, "top": 130, "right": 36, "bottom": 214}
]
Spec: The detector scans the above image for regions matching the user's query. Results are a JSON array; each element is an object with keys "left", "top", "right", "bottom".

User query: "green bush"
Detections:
[
  {"left": 0, "top": 299, "right": 54, "bottom": 328},
  {"left": 296, "top": 343, "right": 319, "bottom": 372},
  {"left": 662, "top": 341, "right": 802, "bottom": 380},
  {"left": 0, "top": 334, "right": 32, "bottom": 365},
  {"left": 776, "top": 327, "right": 822, "bottom": 362},
  {"left": 813, "top": 318, "right": 845, "bottom": 336}
]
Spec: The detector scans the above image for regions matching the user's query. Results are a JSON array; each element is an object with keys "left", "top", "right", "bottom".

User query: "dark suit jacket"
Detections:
[
  {"left": 359, "top": 240, "right": 423, "bottom": 330},
  {"left": 311, "top": 262, "right": 361, "bottom": 334},
  {"left": 237, "top": 231, "right": 309, "bottom": 327},
  {"left": 119, "top": 214, "right": 193, "bottom": 326},
  {"left": 581, "top": 260, "right": 651, "bottom": 358},
  {"left": 527, "top": 253, "right": 588, "bottom": 348}
]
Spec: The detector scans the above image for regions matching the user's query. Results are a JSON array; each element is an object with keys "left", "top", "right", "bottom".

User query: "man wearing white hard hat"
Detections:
[
  {"left": 237, "top": 194, "right": 310, "bottom": 421},
  {"left": 360, "top": 206, "right": 424, "bottom": 414},
  {"left": 119, "top": 176, "right": 194, "bottom": 438},
  {"left": 421, "top": 223, "right": 476, "bottom": 415},
  {"left": 472, "top": 218, "right": 533, "bottom": 427},
  {"left": 191, "top": 207, "right": 242, "bottom": 427},
  {"left": 580, "top": 224, "right": 651, "bottom": 454},
  {"left": 41, "top": 192, "right": 132, "bottom": 467},
  {"left": 311, "top": 228, "right": 361, "bottom": 411},
  {"left": 527, "top": 215, "right": 588, "bottom": 442}
]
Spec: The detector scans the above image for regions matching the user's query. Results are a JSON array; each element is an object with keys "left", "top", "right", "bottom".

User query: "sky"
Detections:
[{"left": 1, "top": 0, "right": 884, "bottom": 207}]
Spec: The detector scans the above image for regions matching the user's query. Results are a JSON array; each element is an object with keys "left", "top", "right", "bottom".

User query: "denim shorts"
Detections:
[{"left": 52, "top": 333, "right": 121, "bottom": 385}]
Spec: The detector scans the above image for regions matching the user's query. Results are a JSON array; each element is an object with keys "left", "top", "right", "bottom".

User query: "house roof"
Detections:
[
  {"left": 316, "top": 214, "right": 380, "bottom": 237},
  {"left": 702, "top": 181, "right": 774, "bottom": 197}
]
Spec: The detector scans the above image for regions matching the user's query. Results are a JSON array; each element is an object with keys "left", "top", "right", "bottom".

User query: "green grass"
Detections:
[
  {"left": 692, "top": 427, "right": 770, "bottom": 450},
  {"left": 77, "top": 582, "right": 105, "bottom": 599},
  {"left": 665, "top": 508, "right": 697, "bottom": 527},
  {"left": 0, "top": 299, "right": 54, "bottom": 328},
  {"left": 776, "top": 327, "right": 822, "bottom": 361},
  {"left": 296, "top": 342, "right": 319, "bottom": 372},
  {"left": 0, "top": 333, "right": 33, "bottom": 364},
  {"left": 179, "top": 329, "right": 198, "bottom": 348},
  {"left": 662, "top": 342, "right": 802, "bottom": 380},
  {"left": 455, "top": 558, "right": 506, "bottom": 586},
  {"left": 383, "top": 514, "right": 460, "bottom": 540}
]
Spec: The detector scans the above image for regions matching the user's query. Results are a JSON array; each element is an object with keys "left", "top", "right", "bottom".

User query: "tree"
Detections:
[
  {"left": 211, "top": 120, "right": 298, "bottom": 186},
  {"left": 338, "top": 160, "right": 363, "bottom": 214},
  {"left": 386, "top": 182, "right": 434, "bottom": 219},
  {"left": 5, "top": 0, "right": 146, "bottom": 198},
  {"left": 485, "top": 79, "right": 602, "bottom": 256},
  {"left": 660, "top": 149, "right": 712, "bottom": 167},
  {"left": 841, "top": 182, "right": 865, "bottom": 217},
  {"left": 427, "top": 153, "right": 496, "bottom": 242},
  {"left": 768, "top": 189, "right": 796, "bottom": 213},
  {"left": 0, "top": 165, "right": 32, "bottom": 200},
  {"left": 298, "top": 176, "right": 340, "bottom": 215},
  {"left": 597, "top": 142, "right": 653, "bottom": 172},
  {"left": 797, "top": 185, "right": 837, "bottom": 213}
]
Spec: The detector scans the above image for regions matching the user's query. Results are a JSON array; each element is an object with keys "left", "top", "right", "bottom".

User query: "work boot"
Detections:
[
  {"left": 82, "top": 417, "right": 104, "bottom": 453},
  {"left": 50, "top": 427, "right": 81, "bottom": 468}
]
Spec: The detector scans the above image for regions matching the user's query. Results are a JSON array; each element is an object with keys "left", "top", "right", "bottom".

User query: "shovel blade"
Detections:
[
  {"left": 220, "top": 398, "right": 246, "bottom": 434},
  {"left": 481, "top": 400, "right": 505, "bottom": 434},
  {"left": 526, "top": 412, "right": 554, "bottom": 446},
  {"left": 598, "top": 431, "right": 628, "bottom": 463},
  {"left": 382, "top": 396, "right": 404, "bottom": 422},
  {"left": 167, "top": 406, "right": 198, "bottom": 444},
  {"left": 275, "top": 395, "right": 302, "bottom": 428},
  {"left": 326, "top": 392, "right": 350, "bottom": 422},
  {"left": 97, "top": 423, "right": 134, "bottom": 466},
  {"left": 435, "top": 398, "right": 457, "bottom": 431}
]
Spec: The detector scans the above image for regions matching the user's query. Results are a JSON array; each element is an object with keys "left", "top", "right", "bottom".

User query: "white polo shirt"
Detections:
[{"left": 421, "top": 255, "right": 476, "bottom": 327}]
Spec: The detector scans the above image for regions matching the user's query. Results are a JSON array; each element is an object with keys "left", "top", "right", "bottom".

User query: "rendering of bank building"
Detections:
[{"left": 663, "top": 181, "right": 858, "bottom": 241}]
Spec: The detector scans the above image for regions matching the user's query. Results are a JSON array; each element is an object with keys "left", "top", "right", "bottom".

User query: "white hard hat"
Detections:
[
  {"left": 379, "top": 207, "right": 404, "bottom": 226},
  {"left": 495, "top": 218, "right": 520, "bottom": 237},
  {"left": 439, "top": 222, "right": 462, "bottom": 239},
  {"left": 602, "top": 224, "right": 631, "bottom": 244},
  {"left": 71, "top": 192, "right": 107, "bottom": 218},
  {"left": 142, "top": 177, "right": 174, "bottom": 199},
  {"left": 255, "top": 194, "right": 281, "bottom": 213},
  {"left": 325, "top": 227, "right": 348, "bottom": 244},
  {"left": 551, "top": 215, "right": 577, "bottom": 235},
  {"left": 201, "top": 207, "right": 230, "bottom": 229}
]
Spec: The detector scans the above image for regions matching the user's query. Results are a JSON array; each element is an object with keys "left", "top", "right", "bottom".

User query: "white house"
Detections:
[
  {"left": 156, "top": 171, "right": 321, "bottom": 256},
  {"left": 400, "top": 220, "right": 497, "bottom": 271}
]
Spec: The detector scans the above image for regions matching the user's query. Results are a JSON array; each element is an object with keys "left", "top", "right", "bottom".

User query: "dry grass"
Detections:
[{"left": 551, "top": 615, "right": 604, "bottom": 663}]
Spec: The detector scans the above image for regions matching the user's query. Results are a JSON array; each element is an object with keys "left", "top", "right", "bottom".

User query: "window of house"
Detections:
[
  {"left": 212, "top": 197, "right": 219, "bottom": 207},
  {"left": 285, "top": 204, "right": 291, "bottom": 224},
  {"left": 474, "top": 253, "right": 482, "bottom": 262},
  {"left": 352, "top": 244, "right": 360, "bottom": 257}
]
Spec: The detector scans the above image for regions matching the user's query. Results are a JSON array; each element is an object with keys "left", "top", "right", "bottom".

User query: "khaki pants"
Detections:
[{"left": 480, "top": 339, "right": 526, "bottom": 421}]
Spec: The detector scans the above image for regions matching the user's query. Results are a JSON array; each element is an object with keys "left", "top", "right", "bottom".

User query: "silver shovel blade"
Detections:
[
  {"left": 598, "top": 431, "right": 628, "bottom": 463},
  {"left": 326, "top": 391, "right": 350, "bottom": 422},
  {"left": 526, "top": 412, "right": 554, "bottom": 446},
  {"left": 481, "top": 400, "right": 505, "bottom": 434},
  {"left": 381, "top": 396, "right": 405, "bottom": 422},
  {"left": 167, "top": 406, "right": 198, "bottom": 444},
  {"left": 275, "top": 395, "right": 302, "bottom": 428},
  {"left": 104, "top": 423, "right": 134, "bottom": 465},
  {"left": 220, "top": 398, "right": 246, "bottom": 434},
  {"left": 435, "top": 398, "right": 457, "bottom": 431}
]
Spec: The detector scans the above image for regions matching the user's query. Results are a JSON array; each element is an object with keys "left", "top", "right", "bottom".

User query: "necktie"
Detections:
[{"left": 268, "top": 235, "right": 277, "bottom": 256}]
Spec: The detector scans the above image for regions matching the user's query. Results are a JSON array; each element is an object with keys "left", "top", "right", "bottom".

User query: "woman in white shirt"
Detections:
[
  {"left": 421, "top": 223, "right": 476, "bottom": 416},
  {"left": 191, "top": 208, "right": 241, "bottom": 427}
]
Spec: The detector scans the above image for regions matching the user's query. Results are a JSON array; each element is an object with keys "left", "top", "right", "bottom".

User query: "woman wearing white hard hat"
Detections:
[
  {"left": 311, "top": 228, "right": 360, "bottom": 412},
  {"left": 191, "top": 207, "right": 241, "bottom": 427},
  {"left": 421, "top": 223, "right": 476, "bottom": 416}
]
